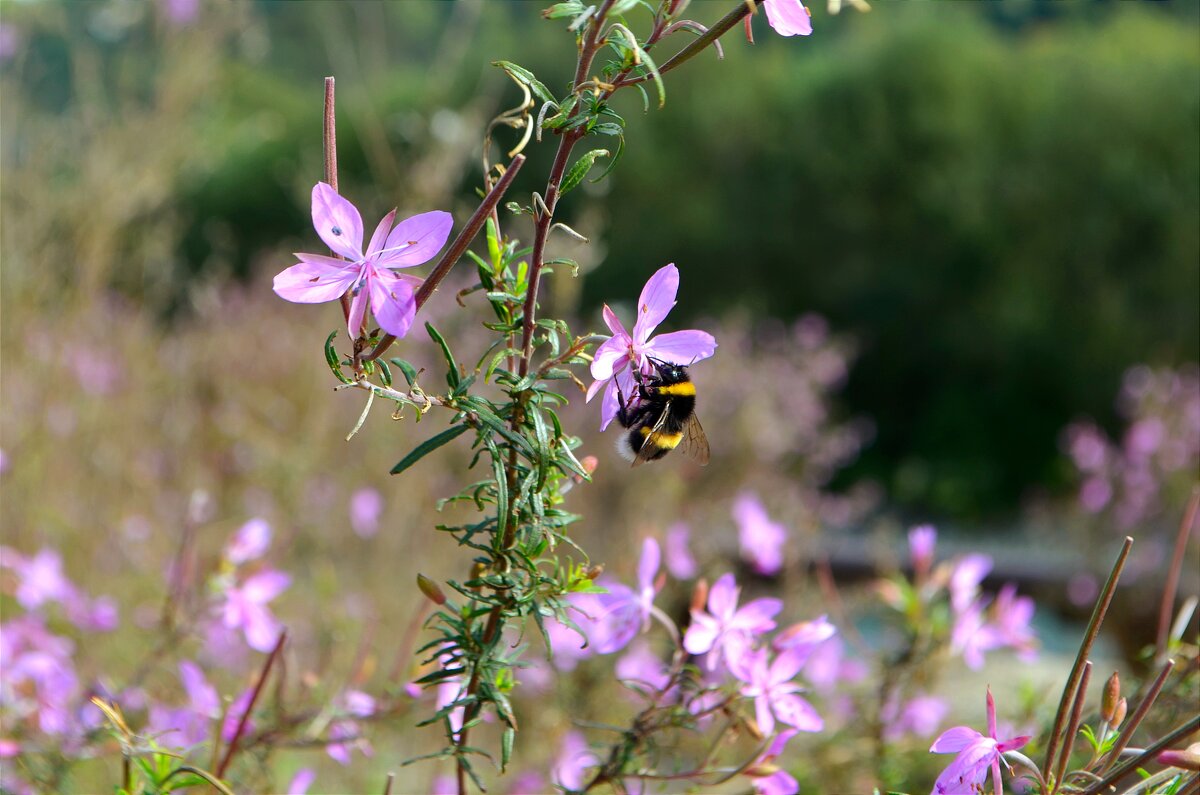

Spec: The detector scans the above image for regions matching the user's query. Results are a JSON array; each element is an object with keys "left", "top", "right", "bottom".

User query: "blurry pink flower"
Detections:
[
  {"left": 0, "top": 739, "right": 19, "bottom": 758},
  {"left": 287, "top": 769, "right": 316, "bottom": 795},
  {"left": 949, "top": 554, "right": 992, "bottom": 615},
  {"left": 908, "top": 524, "right": 937, "bottom": 576},
  {"left": 950, "top": 600, "right": 992, "bottom": 671},
  {"left": 6, "top": 650, "right": 78, "bottom": 735},
  {"left": 747, "top": 729, "right": 800, "bottom": 795},
  {"left": 930, "top": 688, "right": 1030, "bottom": 795},
  {"left": 587, "top": 264, "right": 717, "bottom": 431},
  {"left": 66, "top": 594, "right": 119, "bottom": 632},
  {"left": 225, "top": 519, "right": 271, "bottom": 565},
  {"left": 552, "top": 730, "right": 600, "bottom": 790},
  {"left": 221, "top": 687, "right": 256, "bottom": 744},
  {"left": 883, "top": 694, "right": 949, "bottom": 742},
  {"left": 802, "top": 634, "right": 867, "bottom": 690},
  {"left": 2, "top": 548, "right": 77, "bottom": 610},
  {"left": 731, "top": 647, "right": 823, "bottom": 736},
  {"left": 763, "top": 0, "right": 812, "bottom": 37},
  {"left": 615, "top": 640, "right": 672, "bottom": 696},
  {"left": 1079, "top": 476, "right": 1113, "bottom": 513},
  {"left": 989, "top": 584, "right": 1037, "bottom": 661},
  {"left": 1065, "top": 422, "right": 1109, "bottom": 472},
  {"left": 664, "top": 522, "right": 698, "bottom": 579},
  {"left": 431, "top": 776, "right": 457, "bottom": 795},
  {"left": 506, "top": 771, "right": 546, "bottom": 795},
  {"left": 576, "top": 538, "right": 663, "bottom": 654},
  {"left": 684, "top": 573, "right": 782, "bottom": 671},
  {"left": 274, "top": 182, "right": 453, "bottom": 339},
  {"left": 149, "top": 661, "right": 220, "bottom": 747},
  {"left": 340, "top": 689, "right": 376, "bottom": 717},
  {"left": 734, "top": 492, "right": 788, "bottom": 576},
  {"left": 349, "top": 488, "right": 384, "bottom": 538},
  {"left": 326, "top": 719, "right": 372, "bottom": 765},
  {"left": 160, "top": 0, "right": 199, "bottom": 25},
  {"left": 0, "top": 24, "right": 20, "bottom": 63},
  {"left": 220, "top": 570, "right": 289, "bottom": 652}
]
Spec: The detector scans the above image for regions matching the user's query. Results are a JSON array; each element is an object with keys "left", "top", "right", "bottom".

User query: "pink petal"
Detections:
[
  {"left": 637, "top": 538, "right": 660, "bottom": 590},
  {"left": 764, "top": 0, "right": 812, "bottom": 37},
  {"left": 274, "top": 259, "right": 358, "bottom": 303},
  {"left": 586, "top": 375, "right": 610, "bottom": 403},
  {"left": 311, "top": 182, "right": 364, "bottom": 261},
  {"left": 932, "top": 740, "right": 995, "bottom": 793},
  {"left": 602, "top": 304, "right": 630, "bottom": 338},
  {"left": 242, "top": 570, "right": 290, "bottom": 603},
  {"left": 368, "top": 270, "right": 417, "bottom": 339},
  {"left": 768, "top": 648, "right": 808, "bottom": 684},
  {"left": 774, "top": 693, "right": 823, "bottom": 732},
  {"left": 598, "top": 379, "right": 621, "bottom": 431},
  {"left": 383, "top": 210, "right": 453, "bottom": 267},
  {"left": 244, "top": 607, "right": 281, "bottom": 652},
  {"left": 683, "top": 615, "right": 719, "bottom": 655},
  {"left": 731, "top": 598, "right": 784, "bottom": 632},
  {"left": 930, "top": 726, "right": 983, "bottom": 754},
  {"left": 347, "top": 285, "right": 370, "bottom": 337},
  {"left": 633, "top": 264, "right": 679, "bottom": 344},
  {"left": 996, "top": 735, "right": 1032, "bottom": 753},
  {"left": 755, "top": 694, "right": 776, "bottom": 735},
  {"left": 590, "top": 334, "right": 630, "bottom": 381},
  {"left": 179, "top": 661, "right": 219, "bottom": 716},
  {"left": 366, "top": 209, "right": 397, "bottom": 257},
  {"left": 643, "top": 329, "right": 717, "bottom": 366},
  {"left": 707, "top": 574, "right": 740, "bottom": 619}
]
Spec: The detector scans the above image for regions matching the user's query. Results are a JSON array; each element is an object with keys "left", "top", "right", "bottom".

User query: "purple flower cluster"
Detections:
[
  {"left": 1063, "top": 364, "right": 1199, "bottom": 529},
  {"left": 211, "top": 518, "right": 290, "bottom": 653}
]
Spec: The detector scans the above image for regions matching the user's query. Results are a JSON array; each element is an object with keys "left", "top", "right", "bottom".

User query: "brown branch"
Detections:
[
  {"left": 1157, "top": 488, "right": 1200, "bottom": 664},
  {"left": 216, "top": 631, "right": 288, "bottom": 779}
]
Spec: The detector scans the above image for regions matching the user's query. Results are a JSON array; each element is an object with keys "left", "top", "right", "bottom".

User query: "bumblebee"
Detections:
[{"left": 615, "top": 358, "right": 710, "bottom": 466}]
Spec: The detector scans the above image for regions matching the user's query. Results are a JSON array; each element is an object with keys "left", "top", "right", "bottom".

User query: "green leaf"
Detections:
[
  {"left": 376, "top": 357, "right": 393, "bottom": 387},
  {"left": 560, "top": 149, "right": 610, "bottom": 197},
  {"left": 390, "top": 425, "right": 469, "bottom": 475},
  {"left": 543, "top": 0, "right": 586, "bottom": 19},
  {"left": 492, "top": 60, "right": 554, "bottom": 104},
  {"left": 425, "top": 322, "right": 460, "bottom": 388},
  {"left": 501, "top": 726, "right": 515, "bottom": 772},
  {"left": 637, "top": 44, "right": 666, "bottom": 109},
  {"left": 324, "top": 331, "right": 353, "bottom": 384},
  {"left": 390, "top": 358, "right": 420, "bottom": 387},
  {"left": 486, "top": 217, "right": 502, "bottom": 269}
]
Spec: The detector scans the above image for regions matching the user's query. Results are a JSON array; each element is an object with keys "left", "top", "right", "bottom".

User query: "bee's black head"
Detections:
[{"left": 648, "top": 357, "right": 688, "bottom": 384}]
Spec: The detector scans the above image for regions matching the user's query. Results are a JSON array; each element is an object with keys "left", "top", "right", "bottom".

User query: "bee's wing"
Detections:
[
  {"left": 678, "top": 412, "right": 710, "bottom": 466},
  {"left": 631, "top": 401, "right": 673, "bottom": 468}
]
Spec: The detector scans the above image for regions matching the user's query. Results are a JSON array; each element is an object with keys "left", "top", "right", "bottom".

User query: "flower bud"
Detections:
[
  {"left": 417, "top": 574, "right": 446, "bottom": 606},
  {"left": 1101, "top": 672, "right": 1121, "bottom": 723},
  {"left": 585, "top": 564, "right": 604, "bottom": 581},
  {"left": 580, "top": 455, "right": 599, "bottom": 476},
  {"left": 690, "top": 578, "right": 709, "bottom": 614},
  {"left": 1157, "top": 743, "right": 1200, "bottom": 772},
  {"left": 1111, "top": 697, "right": 1127, "bottom": 728}
]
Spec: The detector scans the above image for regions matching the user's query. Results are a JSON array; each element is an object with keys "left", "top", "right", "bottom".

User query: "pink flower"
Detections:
[
  {"left": 287, "top": 769, "right": 316, "bottom": 795},
  {"left": 930, "top": 688, "right": 1030, "bottom": 795},
  {"left": 148, "top": 661, "right": 220, "bottom": 748},
  {"left": 684, "top": 573, "right": 782, "bottom": 671},
  {"left": 1, "top": 548, "right": 77, "bottom": 610},
  {"left": 552, "top": 730, "right": 600, "bottom": 790},
  {"left": 349, "top": 488, "right": 384, "bottom": 538},
  {"left": 225, "top": 519, "right": 271, "bottom": 565},
  {"left": 572, "top": 538, "right": 663, "bottom": 654},
  {"left": 909, "top": 524, "right": 937, "bottom": 577},
  {"left": 664, "top": 522, "right": 698, "bottom": 580},
  {"left": 763, "top": 0, "right": 813, "bottom": 37},
  {"left": 950, "top": 554, "right": 992, "bottom": 615},
  {"left": 747, "top": 729, "right": 800, "bottom": 795},
  {"left": 883, "top": 694, "right": 949, "bottom": 742},
  {"left": 221, "top": 687, "right": 256, "bottom": 744},
  {"left": 734, "top": 492, "right": 788, "bottom": 576},
  {"left": 731, "top": 647, "right": 823, "bottom": 736},
  {"left": 587, "top": 264, "right": 717, "bottom": 431},
  {"left": 220, "top": 570, "right": 289, "bottom": 652},
  {"left": 615, "top": 640, "right": 672, "bottom": 697},
  {"left": 273, "top": 182, "right": 453, "bottom": 339}
]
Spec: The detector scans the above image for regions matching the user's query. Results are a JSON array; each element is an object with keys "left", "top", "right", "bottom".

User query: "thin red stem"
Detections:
[
  {"left": 1156, "top": 488, "right": 1199, "bottom": 663},
  {"left": 215, "top": 631, "right": 287, "bottom": 779}
]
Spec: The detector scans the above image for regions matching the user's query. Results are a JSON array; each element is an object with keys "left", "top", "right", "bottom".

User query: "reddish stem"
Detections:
[
  {"left": 1156, "top": 488, "right": 1199, "bottom": 663},
  {"left": 215, "top": 631, "right": 287, "bottom": 779}
]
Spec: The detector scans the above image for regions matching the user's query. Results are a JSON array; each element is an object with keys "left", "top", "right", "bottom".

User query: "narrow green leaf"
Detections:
[
  {"left": 324, "top": 331, "right": 353, "bottom": 384},
  {"left": 486, "top": 217, "right": 501, "bottom": 269},
  {"left": 376, "top": 358, "right": 393, "bottom": 387},
  {"left": 390, "top": 425, "right": 469, "bottom": 475},
  {"left": 501, "top": 726, "right": 515, "bottom": 772},
  {"left": 389, "top": 358, "right": 419, "bottom": 387},
  {"left": 425, "top": 322, "right": 460, "bottom": 388},
  {"left": 492, "top": 60, "right": 554, "bottom": 104},
  {"left": 560, "top": 149, "right": 610, "bottom": 197}
]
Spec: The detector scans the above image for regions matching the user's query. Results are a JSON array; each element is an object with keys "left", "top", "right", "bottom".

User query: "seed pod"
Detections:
[
  {"left": 691, "top": 578, "right": 709, "bottom": 613},
  {"left": 1111, "top": 696, "right": 1127, "bottom": 728},
  {"left": 1101, "top": 671, "right": 1121, "bottom": 722}
]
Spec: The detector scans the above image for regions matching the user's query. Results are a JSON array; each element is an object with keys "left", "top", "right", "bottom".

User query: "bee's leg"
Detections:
[{"left": 616, "top": 380, "right": 633, "bottom": 427}]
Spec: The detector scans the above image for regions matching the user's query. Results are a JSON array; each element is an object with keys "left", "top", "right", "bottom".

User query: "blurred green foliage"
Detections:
[{"left": 4, "top": 1, "right": 1196, "bottom": 522}]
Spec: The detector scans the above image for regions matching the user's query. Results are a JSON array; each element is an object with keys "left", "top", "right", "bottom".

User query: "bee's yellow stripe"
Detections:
[
  {"left": 654, "top": 382, "right": 695, "bottom": 396},
  {"left": 640, "top": 430, "right": 683, "bottom": 449}
]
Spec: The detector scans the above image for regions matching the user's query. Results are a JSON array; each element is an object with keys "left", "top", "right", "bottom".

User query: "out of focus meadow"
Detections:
[{"left": 1, "top": 1, "right": 1197, "bottom": 793}]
